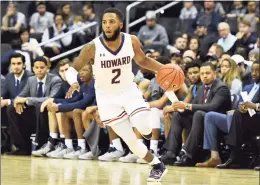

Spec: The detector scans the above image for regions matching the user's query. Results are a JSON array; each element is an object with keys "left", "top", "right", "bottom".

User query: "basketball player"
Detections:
[{"left": 68, "top": 8, "right": 167, "bottom": 181}]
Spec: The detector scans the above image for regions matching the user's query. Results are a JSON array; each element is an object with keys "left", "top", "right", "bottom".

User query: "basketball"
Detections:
[{"left": 156, "top": 64, "right": 185, "bottom": 91}]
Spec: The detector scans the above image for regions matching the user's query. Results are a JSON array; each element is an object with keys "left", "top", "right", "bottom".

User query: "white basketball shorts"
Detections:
[{"left": 95, "top": 82, "right": 150, "bottom": 126}]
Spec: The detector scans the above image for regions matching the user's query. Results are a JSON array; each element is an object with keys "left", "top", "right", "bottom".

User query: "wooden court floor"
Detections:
[{"left": 1, "top": 156, "right": 259, "bottom": 185}]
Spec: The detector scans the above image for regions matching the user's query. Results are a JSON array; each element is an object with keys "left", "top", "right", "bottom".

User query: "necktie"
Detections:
[
  {"left": 202, "top": 86, "right": 210, "bottom": 103},
  {"left": 37, "top": 82, "right": 43, "bottom": 97},
  {"left": 15, "top": 79, "right": 20, "bottom": 96}
]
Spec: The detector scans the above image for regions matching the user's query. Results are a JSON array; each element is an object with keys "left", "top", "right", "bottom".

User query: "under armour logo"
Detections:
[{"left": 100, "top": 53, "right": 105, "bottom": 57}]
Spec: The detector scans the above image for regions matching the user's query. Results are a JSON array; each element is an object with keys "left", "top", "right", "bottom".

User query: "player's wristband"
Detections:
[
  {"left": 65, "top": 67, "right": 78, "bottom": 85},
  {"left": 256, "top": 103, "right": 260, "bottom": 111}
]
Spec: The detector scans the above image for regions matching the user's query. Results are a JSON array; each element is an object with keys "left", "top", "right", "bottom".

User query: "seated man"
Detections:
[
  {"left": 6, "top": 56, "right": 62, "bottom": 155},
  {"left": 36, "top": 64, "right": 95, "bottom": 159},
  {"left": 161, "top": 62, "right": 231, "bottom": 166},
  {"left": 216, "top": 60, "right": 260, "bottom": 169},
  {"left": 31, "top": 58, "right": 73, "bottom": 157},
  {"left": 196, "top": 60, "right": 260, "bottom": 167}
]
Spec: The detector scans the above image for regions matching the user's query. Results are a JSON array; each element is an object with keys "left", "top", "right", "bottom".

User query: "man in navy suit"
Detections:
[
  {"left": 1, "top": 53, "right": 34, "bottom": 125},
  {"left": 216, "top": 60, "right": 260, "bottom": 169}
]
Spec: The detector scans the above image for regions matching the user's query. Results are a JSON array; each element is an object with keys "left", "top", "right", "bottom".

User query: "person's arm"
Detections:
[
  {"left": 183, "top": 85, "right": 193, "bottom": 103},
  {"left": 176, "top": 83, "right": 188, "bottom": 100},
  {"left": 179, "top": 8, "right": 185, "bottom": 20},
  {"left": 191, "top": 86, "right": 230, "bottom": 112},
  {"left": 191, "top": 6, "right": 198, "bottom": 19},
  {"left": 58, "top": 85, "right": 95, "bottom": 112},
  {"left": 54, "top": 92, "right": 82, "bottom": 104},
  {"left": 60, "top": 29, "right": 73, "bottom": 47},
  {"left": 151, "top": 27, "right": 169, "bottom": 47},
  {"left": 41, "top": 28, "right": 53, "bottom": 47},
  {"left": 131, "top": 35, "right": 163, "bottom": 73},
  {"left": 17, "top": 79, "right": 31, "bottom": 98},
  {"left": 29, "top": 14, "right": 36, "bottom": 32},
  {"left": 230, "top": 78, "right": 242, "bottom": 96},
  {"left": 149, "top": 94, "right": 169, "bottom": 109},
  {"left": 71, "top": 41, "right": 95, "bottom": 71}
]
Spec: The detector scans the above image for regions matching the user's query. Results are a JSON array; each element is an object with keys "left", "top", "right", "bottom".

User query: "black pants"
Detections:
[
  {"left": 226, "top": 110, "right": 260, "bottom": 148},
  {"left": 7, "top": 104, "right": 49, "bottom": 151},
  {"left": 1, "top": 107, "right": 9, "bottom": 126},
  {"left": 163, "top": 110, "right": 205, "bottom": 158}
]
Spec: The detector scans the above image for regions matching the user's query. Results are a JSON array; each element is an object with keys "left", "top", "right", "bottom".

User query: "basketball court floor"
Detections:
[{"left": 1, "top": 156, "right": 259, "bottom": 185}]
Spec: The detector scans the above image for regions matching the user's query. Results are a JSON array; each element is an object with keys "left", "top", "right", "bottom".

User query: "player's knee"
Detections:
[
  {"left": 73, "top": 109, "right": 83, "bottom": 117},
  {"left": 126, "top": 137, "right": 147, "bottom": 158},
  {"left": 130, "top": 111, "right": 152, "bottom": 135}
]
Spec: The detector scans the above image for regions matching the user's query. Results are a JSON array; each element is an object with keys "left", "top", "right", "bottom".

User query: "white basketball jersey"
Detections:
[{"left": 92, "top": 33, "right": 135, "bottom": 93}]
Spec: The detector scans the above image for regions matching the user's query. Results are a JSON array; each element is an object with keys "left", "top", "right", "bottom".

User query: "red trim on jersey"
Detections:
[
  {"left": 130, "top": 108, "right": 151, "bottom": 118},
  {"left": 103, "top": 112, "right": 128, "bottom": 125}
]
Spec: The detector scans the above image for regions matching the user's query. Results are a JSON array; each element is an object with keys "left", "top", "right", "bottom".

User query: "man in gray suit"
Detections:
[
  {"left": 161, "top": 62, "right": 231, "bottom": 166},
  {"left": 6, "top": 56, "right": 62, "bottom": 155}
]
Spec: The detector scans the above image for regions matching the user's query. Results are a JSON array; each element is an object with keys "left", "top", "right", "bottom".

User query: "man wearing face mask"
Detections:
[{"left": 137, "top": 11, "right": 169, "bottom": 52}]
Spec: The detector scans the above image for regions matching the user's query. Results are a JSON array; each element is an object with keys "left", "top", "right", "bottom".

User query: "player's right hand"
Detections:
[{"left": 66, "top": 83, "right": 80, "bottom": 99}]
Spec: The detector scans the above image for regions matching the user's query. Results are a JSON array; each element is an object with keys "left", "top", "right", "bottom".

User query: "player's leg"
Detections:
[
  {"left": 64, "top": 109, "right": 88, "bottom": 159},
  {"left": 32, "top": 111, "right": 59, "bottom": 157},
  {"left": 98, "top": 126, "right": 124, "bottom": 162},
  {"left": 51, "top": 112, "right": 74, "bottom": 158},
  {"left": 111, "top": 119, "right": 167, "bottom": 182},
  {"left": 136, "top": 108, "right": 161, "bottom": 164}
]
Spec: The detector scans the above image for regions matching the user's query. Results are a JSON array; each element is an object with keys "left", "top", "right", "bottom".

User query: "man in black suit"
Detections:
[
  {"left": 6, "top": 56, "right": 62, "bottom": 155},
  {"left": 1, "top": 53, "right": 34, "bottom": 125},
  {"left": 161, "top": 62, "right": 231, "bottom": 166}
]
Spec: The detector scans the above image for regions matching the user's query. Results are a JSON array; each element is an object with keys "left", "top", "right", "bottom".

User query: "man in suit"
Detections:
[
  {"left": 161, "top": 62, "right": 231, "bottom": 166},
  {"left": 216, "top": 60, "right": 260, "bottom": 169},
  {"left": 6, "top": 56, "right": 62, "bottom": 155},
  {"left": 197, "top": 61, "right": 260, "bottom": 168}
]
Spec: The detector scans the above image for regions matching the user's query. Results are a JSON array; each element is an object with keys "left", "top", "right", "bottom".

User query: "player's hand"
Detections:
[
  {"left": 236, "top": 32, "right": 244, "bottom": 39},
  {"left": 172, "top": 101, "right": 186, "bottom": 110},
  {"left": 40, "top": 98, "right": 54, "bottom": 112},
  {"left": 1, "top": 99, "right": 9, "bottom": 108},
  {"left": 93, "top": 111, "right": 104, "bottom": 128},
  {"left": 15, "top": 103, "right": 24, "bottom": 114},
  {"left": 238, "top": 104, "right": 248, "bottom": 113},
  {"left": 242, "top": 101, "right": 256, "bottom": 110},
  {"left": 163, "top": 105, "right": 175, "bottom": 115},
  {"left": 47, "top": 103, "right": 59, "bottom": 112},
  {"left": 14, "top": 97, "right": 27, "bottom": 105},
  {"left": 66, "top": 82, "right": 80, "bottom": 99}
]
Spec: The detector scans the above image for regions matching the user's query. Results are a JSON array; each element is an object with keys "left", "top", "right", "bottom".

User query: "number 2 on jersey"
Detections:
[{"left": 111, "top": 69, "right": 121, "bottom": 84}]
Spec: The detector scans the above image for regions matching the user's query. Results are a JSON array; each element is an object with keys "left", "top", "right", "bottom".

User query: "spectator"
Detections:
[
  {"left": 6, "top": 57, "right": 62, "bottom": 155},
  {"left": 41, "top": 14, "right": 73, "bottom": 59},
  {"left": 227, "top": 0, "right": 247, "bottom": 18},
  {"left": 216, "top": 60, "right": 260, "bottom": 169},
  {"left": 236, "top": 19, "right": 258, "bottom": 55},
  {"left": 220, "top": 58, "right": 242, "bottom": 95},
  {"left": 217, "top": 22, "right": 237, "bottom": 54},
  {"left": 208, "top": 43, "right": 224, "bottom": 60},
  {"left": 58, "top": 3, "right": 74, "bottom": 29},
  {"left": 189, "top": 36, "right": 201, "bottom": 58},
  {"left": 179, "top": 1, "right": 198, "bottom": 20},
  {"left": 213, "top": 2, "right": 226, "bottom": 17},
  {"left": 170, "top": 50, "right": 183, "bottom": 66},
  {"left": 193, "top": 22, "right": 217, "bottom": 58},
  {"left": 190, "top": 1, "right": 222, "bottom": 34},
  {"left": 231, "top": 54, "right": 253, "bottom": 87},
  {"left": 182, "top": 50, "right": 197, "bottom": 64},
  {"left": 19, "top": 28, "right": 44, "bottom": 59},
  {"left": 161, "top": 62, "right": 231, "bottom": 166},
  {"left": 29, "top": 2, "right": 54, "bottom": 34},
  {"left": 243, "top": 1, "right": 259, "bottom": 33},
  {"left": 137, "top": 11, "right": 169, "bottom": 51},
  {"left": 196, "top": 60, "right": 260, "bottom": 168},
  {"left": 182, "top": 33, "right": 190, "bottom": 48},
  {"left": 249, "top": 49, "right": 260, "bottom": 62},
  {"left": 33, "top": 64, "right": 95, "bottom": 159},
  {"left": 167, "top": 37, "right": 187, "bottom": 54},
  {"left": 235, "top": 46, "right": 247, "bottom": 59},
  {"left": 1, "top": 2, "right": 26, "bottom": 43},
  {"left": 205, "top": 54, "right": 219, "bottom": 67}
]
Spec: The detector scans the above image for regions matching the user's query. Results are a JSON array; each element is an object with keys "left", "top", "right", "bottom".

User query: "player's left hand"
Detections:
[
  {"left": 66, "top": 82, "right": 80, "bottom": 99},
  {"left": 47, "top": 103, "right": 59, "bottom": 112},
  {"left": 241, "top": 101, "right": 256, "bottom": 110},
  {"left": 172, "top": 101, "right": 186, "bottom": 110}
]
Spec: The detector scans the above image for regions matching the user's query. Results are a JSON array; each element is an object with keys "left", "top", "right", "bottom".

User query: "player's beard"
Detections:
[{"left": 102, "top": 27, "right": 121, "bottom": 42}]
